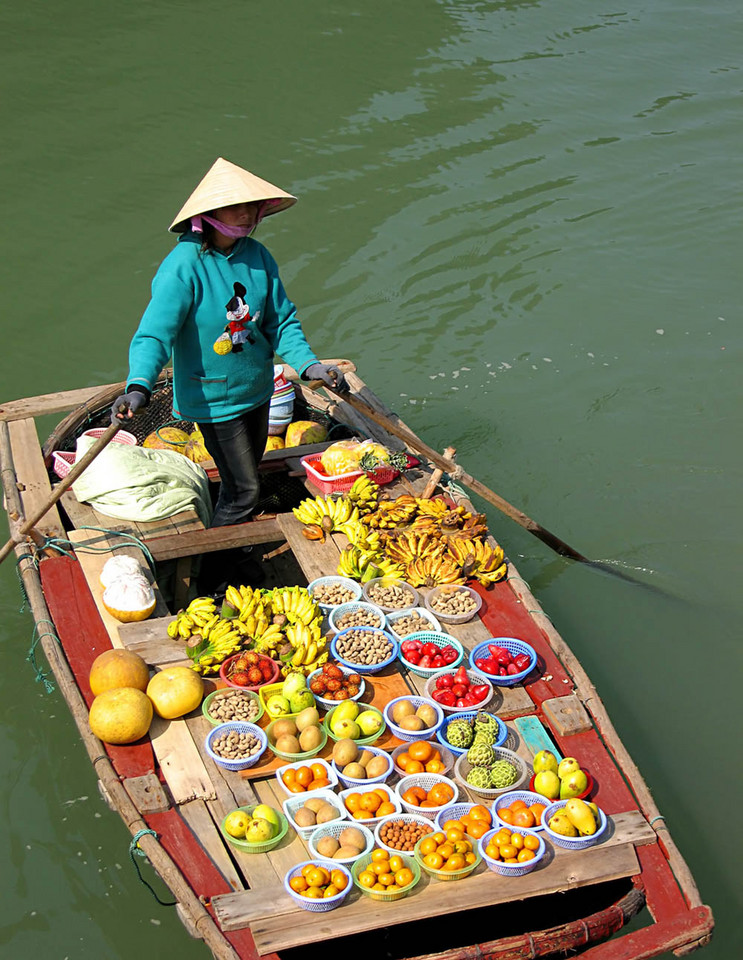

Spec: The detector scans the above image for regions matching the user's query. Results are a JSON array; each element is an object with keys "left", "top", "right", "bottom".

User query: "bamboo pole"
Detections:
[{"left": 0, "top": 421, "right": 240, "bottom": 960}]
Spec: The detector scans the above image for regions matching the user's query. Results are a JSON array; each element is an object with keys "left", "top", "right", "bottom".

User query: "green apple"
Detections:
[
  {"left": 559, "top": 769, "right": 588, "bottom": 799},
  {"left": 245, "top": 817, "right": 275, "bottom": 843},
  {"left": 533, "top": 770, "right": 561, "bottom": 800},
  {"left": 331, "top": 717, "right": 361, "bottom": 740},
  {"left": 252, "top": 804, "right": 281, "bottom": 831},
  {"left": 333, "top": 700, "right": 360, "bottom": 724},
  {"left": 223, "top": 810, "right": 250, "bottom": 839},
  {"left": 266, "top": 695, "right": 290, "bottom": 719},
  {"left": 532, "top": 749, "right": 559, "bottom": 775},
  {"left": 557, "top": 757, "right": 581, "bottom": 779},
  {"left": 356, "top": 710, "right": 383, "bottom": 737}
]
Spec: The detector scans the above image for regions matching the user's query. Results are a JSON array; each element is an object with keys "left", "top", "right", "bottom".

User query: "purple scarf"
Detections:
[{"left": 190, "top": 200, "right": 282, "bottom": 238}]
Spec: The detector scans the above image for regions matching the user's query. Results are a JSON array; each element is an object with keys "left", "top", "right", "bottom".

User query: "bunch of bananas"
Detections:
[
  {"left": 224, "top": 584, "right": 273, "bottom": 636},
  {"left": 251, "top": 622, "right": 288, "bottom": 658},
  {"left": 294, "top": 495, "right": 361, "bottom": 542},
  {"left": 334, "top": 518, "right": 383, "bottom": 551},
  {"left": 186, "top": 618, "right": 244, "bottom": 675},
  {"left": 405, "top": 552, "right": 466, "bottom": 588},
  {"left": 285, "top": 619, "right": 329, "bottom": 672},
  {"left": 337, "top": 544, "right": 406, "bottom": 583},
  {"left": 447, "top": 538, "right": 508, "bottom": 585},
  {"left": 414, "top": 497, "right": 450, "bottom": 519},
  {"left": 166, "top": 596, "right": 218, "bottom": 640},
  {"left": 384, "top": 531, "right": 445, "bottom": 567},
  {"left": 269, "top": 585, "right": 321, "bottom": 626},
  {"left": 362, "top": 494, "right": 419, "bottom": 529},
  {"left": 347, "top": 475, "right": 380, "bottom": 513}
]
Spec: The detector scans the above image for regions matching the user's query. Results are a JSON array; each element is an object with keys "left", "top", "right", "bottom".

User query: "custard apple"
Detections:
[
  {"left": 446, "top": 718, "right": 474, "bottom": 750},
  {"left": 490, "top": 759, "right": 518, "bottom": 788},
  {"left": 466, "top": 766, "right": 492, "bottom": 789},
  {"left": 466, "top": 739, "right": 496, "bottom": 767},
  {"left": 472, "top": 712, "right": 499, "bottom": 744}
]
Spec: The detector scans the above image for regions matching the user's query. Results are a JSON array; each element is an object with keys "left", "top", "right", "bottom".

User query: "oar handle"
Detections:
[{"left": 0, "top": 420, "right": 122, "bottom": 566}]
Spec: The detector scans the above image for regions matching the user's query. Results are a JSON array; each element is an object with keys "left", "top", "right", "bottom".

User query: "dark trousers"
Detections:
[{"left": 197, "top": 401, "right": 270, "bottom": 528}]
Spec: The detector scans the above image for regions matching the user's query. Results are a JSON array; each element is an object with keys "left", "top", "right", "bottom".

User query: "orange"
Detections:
[
  {"left": 288, "top": 782, "right": 306, "bottom": 794},
  {"left": 495, "top": 829, "right": 513, "bottom": 846},
  {"left": 360, "top": 793, "right": 382, "bottom": 814},
  {"left": 437, "top": 842, "right": 454, "bottom": 859},
  {"left": 466, "top": 820, "right": 489, "bottom": 840},
  {"left": 289, "top": 876, "right": 308, "bottom": 893},
  {"left": 442, "top": 819, "right": 464, "bottom": 832},
  {"left": 504, "top": 857, "right": 519, "bottom": 864},
  {"left": 464, "top": 851, "right": 477, "bottom": 865},
  {"left": 371, "top": 882, "right": 386, "bottom": 892},
  {"left": 420, "top": 800, "right": 438, "bottom": 808},
  {"left": 517, "top": 849, "right": 536, "bottom": 862},
  {"left": 509, "top": 799, "right": 527, "bottom": 811},
  {"left": 470, "top": 805, "right": 492, "bottom": 823},
  {"left": 408, "top": 741, "right": 433, "bottom": 763},
  {"left": 378, "top": 872, "right": 395, "bottom": 886},
  {"left": 388, "top": 855, "right": 404, "bottom": 873},
  {"left": 377, "top": 802, "right": 396, "bottom": 817},
  {"left": 396, "top": 752, "right": 412, "bottom": 770},
  {"left": 330, "top": 869, "right": 348, "bottom": 891},
  {"left": 296, "top": 766, "right": 313, "bottom": 787},
  {"left": 308, "top": 777, "right": 330, "bottom": 791},
  {"left": 485, "top": 843, "right": 501, "bottom": 860},
  {"left": 358, "top": 870, "right": 376, "bottom": 888},
  {"left": 510, "top": 833, "right": 524, "bottom": 850},
  {"left": 529, "top": 803, "right": 546, "bottom": 824},
  {"left": 395, "top": 867, "right": 413, "bottom": 887},
  {"left": 500, "top": 844, "right": 517, "bottom": 860},
  {"left": 498, "top": 807, "right": 515, "bottom": 825},
  {"left": 304, "top": 885, "right": 324, "bottom": 898},
  {"left": 372, "top": 861, "right": 390, "bottom": 876},
  {"left": 428, "top": 783, "right": 454, "bottom": 806},
  {"left": 423, "top": 852, "right": 444, "bottom": 869},
  {"left": 419, "top": 836, "right": 438, "bottom": 856},
  {"left": 371, "top": 848, "right": 389, "bottom": 863},
  {"left": 453, "top": 840, "right": 472, "bottom": 855},
  {"left": 444, "top": 853, "right": 465, "bottom": 870},
  {"left": 374, "top": 788, "right": 391, "bottom": 802},
  {"left": 345, "top": 792, "right": 362, "bottom": 813},
  {"left": 524, "top": 834, "right": 540, "bottom": 851},
  {"left": 353, "top": 810, "right": 370, "bottom": 820},
  {"left": 425, "top": 759, "right": 445, "bottom": 773},
  {"left": 301, "top": 864, "right": 315, "bottom": 879},
  {"left": 431, "top": 832, "right": 446, "bottom": 845},
  {"left": 404, "top": 760, "right": 425, "bottom": 774},
  {"left": 402, "top": 788, "right": 425, "bottom": 806},
  {"left": 306, "top": 866, "right": 330, "bottom": 888},
  {"left": 512, "top": 809, "right": 536, "bottom": 829},
  {"left": 282, "top": 769, "right": 297, "bottom": 786},
  {"left": 310, "top": 762, "right": 327, "bottom": 780},
  {"left": 445, "top": 827, "right": 465, "bottom": 843}
]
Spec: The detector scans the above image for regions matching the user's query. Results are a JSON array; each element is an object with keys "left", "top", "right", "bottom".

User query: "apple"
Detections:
[
  {"left": 557, "top": 757, "right": 581, "bottom": 779},
  {"left": 245, "top": 818, "right": 275, "bottom": 843},
  {"left": 560, "top": 769, "right": 588, "bottom": 799},
  {"left": 333, "top": 700, "right": 360, "bottom": 724},
  {"left": 356, "top": 710, "right": 383, "bottom": 737},
  {"left": 533, "top": 770, "right": 561, "bottom": 800},
  {"left": 223, "top": 810, "right": 250, "bottom": 839},
  {"left": 146, "top": 666, "right": 204, "bottom": 719},
  {"left": 252, "top": 804, "right": 281, "bottom": 831},
  {"left": 533, "top": 749, "right": 559, "bottom": 775},
  {"left": 331, "top": 717, "right": 361, "bottom": 740}
]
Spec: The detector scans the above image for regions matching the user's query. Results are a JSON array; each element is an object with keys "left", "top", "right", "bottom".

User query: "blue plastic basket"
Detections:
[
  {"left": 330, "top": 627, "right": 399, "bottom": 675},
  {"left": 204, "top": 722, "right": 268, "bottom": 772},
  {"left": 284, "top": 860, "right": 353, "bottom": 912},
  {"left": 307, "top": 576, "right": 363, "bottom": 613},
  {"left": 541, "top": 800, "right": 608, "bottom": 849},
  {"left": 469, "top": 637, "right": 537, "bottom": 687},
  {"left": 436, "top": 711, "right": 508, "bottom": 757},
  {"left": 306, "top": 665, "right": 366, "bottom": 710},
  {"left": 328, "top": 601, "right": 386, "bottom": 633},
  {"left": 331, "top": 745, "right": 394, "bottom": 789},
  {"left": 492, "top": 790, "right": 548, "bottom": 831},
  {"left": 434, "top": 801, "right": 492, "bottom": 831},
  {"left": 479, "top": 827, "right": 546, "bottom": 876},
  {"left": 383, "top": 695, "right": 444, "bottom": 742},
  {"left": 397, "top": 632, "right": 464, "bottom": 678}
]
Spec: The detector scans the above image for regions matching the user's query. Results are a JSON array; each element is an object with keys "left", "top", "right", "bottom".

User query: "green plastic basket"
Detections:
[
  {"left": 351, "top": 850, "right": 421, "bottom": 901},
  {"left": 201, "top": 689, "right": 264, "bottom": 727},
  {"left": 220, "top": 805, "right": 289, "bottom": 854},
  {"left": 266, "top": 719, "right": 328, "bottom": 761},
  {"left": 323, "top": 704, "right": 386, "bottom": 746}
]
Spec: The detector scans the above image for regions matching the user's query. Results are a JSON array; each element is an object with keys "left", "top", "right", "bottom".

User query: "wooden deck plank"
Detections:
[
  {"left": 276, "top": 511, "right": 341, "bottom": 583},
  {"left": 146, "top": 516, "right": 281, "bottom": 562},
  {"left": 213, "top": 810, "right": 650, "bottom": 944},
  {"left": 118, "top": 616, "right": 190, "bottom": 666},
  {"left": 149, "top": 712, "right": 217, "bottom": 803},
  {"left": 179, "top": 799, "right": 244, "bottom": 892},
  {"left": 7, "top": 418, "right": 65, "bottom": 539}
]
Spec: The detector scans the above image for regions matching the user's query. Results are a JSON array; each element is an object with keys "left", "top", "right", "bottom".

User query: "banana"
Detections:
[{"left": 166, "top": 618, "right": 181, "bottom": 639}]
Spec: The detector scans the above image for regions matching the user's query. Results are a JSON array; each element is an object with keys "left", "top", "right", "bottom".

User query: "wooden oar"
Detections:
[
  {"left": 0, "top": 420, "right": 122, "bottom": 566},
  {"left": 301, "top": 379, "right": 653, "bottom": 585}
]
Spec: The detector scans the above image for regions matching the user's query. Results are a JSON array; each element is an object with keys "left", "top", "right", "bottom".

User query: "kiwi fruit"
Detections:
[
  {"left": 391, "top": 700, "right": 415, "bottom": 725},
  {"left": 365, "top": 754, "right": 389, "bottom": 779},
  {"left": 415, "top": 703, "right": 438, "bottom": 728},
  {"left": 272, "top": 718, "right": 297, "bottom": 740},
  {"left": 275, "top": 734, "right": 301, "bottom": 754},
  {"left": 332, "top": 738, "right": 359, "bottom": 767},
  {"left": 342, "top": 761, "right": 367, "bottom": 780},
  {"left": 295, "top": 707, "right": 320, "bottom": 732},
  {"left": 357, "top": 749, "right": 374, "bottom": 768},
  {"left": 399, "top": 715, "right": 425, "bottom": 732},
  {"left": 316, "top": 802, "right": 340, "bottom": 824},
  {"left": 338, "top": 827, "right": 365, "bottom": 851},
  {"left": 316, "top": 836, "right": 340, "bottom": 858},
  {"left": 293, "top": 807, "right": 316, "bottom": 828},
  {"left": 298, "top": 725, "right": 323, "bottom": 752}
]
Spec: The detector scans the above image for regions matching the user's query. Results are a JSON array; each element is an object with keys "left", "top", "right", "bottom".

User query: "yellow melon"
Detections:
[
  {"left": 89, "top": 648, "right": 150, "bottom": 696},
  {"left": 88, "top": 687, "right": 153, "bottom": 744},
  {"left": 264, "top": 436, "right": 285, "bottom": 453},
  {"left": 284, "top": 421, "right": 328, "bottom": 448},
  {"left": 143, "top": 426, "right": 190, "bottom": 454}
]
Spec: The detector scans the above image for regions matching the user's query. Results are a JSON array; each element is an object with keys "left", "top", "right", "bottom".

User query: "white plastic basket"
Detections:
[
  {"left": 328, "top": 601, "right": 386, "bottom": 633},
  {"left": 283, "top": 861, "right": 352, "bottom": 912},
  {"left": 453, "top": 748, "right": 529, "bottom": 799},
  {"left": 331, "top": 746, "right": 394, "bottom": 789},
  {"left": 423, "top": 668, "right": 494, "bottom": 714},
  {"left": 373, "top": 813, "right": 435, "bottom": 857},
  {"left": 336, "top": 784, "right": 401, "bottom": 826},
  {"left": 540, "top": 800, "right": 608, "bottom": 849},
  {"left": 395, "top": 773, "right": 459, "bottom": 820},
  {"left": 385, "top": 606, "right": 441, "bottom": 640},
  {"left": 282, "top": 789, "right": 348, "bottom": 839},
  {"left": 274, "top": 758, "right": 338, "bottom": 795},
  {"left": 307, "top": 821, "right": 375, "bottom": 863}
]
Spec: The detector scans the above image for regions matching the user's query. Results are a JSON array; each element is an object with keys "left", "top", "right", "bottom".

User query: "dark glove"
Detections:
[
  {"left": 110, "top": 388, "right": 149, "bottom": 423},
  {"left": 302, "top": 362, "right": 349, "bottom": 393}
]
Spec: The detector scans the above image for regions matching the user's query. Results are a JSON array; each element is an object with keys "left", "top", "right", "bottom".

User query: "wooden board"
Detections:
[
  {"left": 118, "top": 616, "right": 190, "bottom": 666},
  {"left": 149, "top": 714, "right": 217, "bottom": 803},
  {"left": 212, "top": 810, "right": 652, "bottom": 946},
  {"left": 8, "top": 417, "right": 65, "bottom": 539}
]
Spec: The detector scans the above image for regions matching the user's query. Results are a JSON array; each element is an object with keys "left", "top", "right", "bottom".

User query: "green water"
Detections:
[{"left": 1, "top": 1, "right": 740, "bottom": 956}]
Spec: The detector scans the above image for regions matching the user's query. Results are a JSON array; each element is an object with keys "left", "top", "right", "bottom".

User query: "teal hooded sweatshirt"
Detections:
[{"left": 127, "top": 232, "right": 318, "bottom": 423}]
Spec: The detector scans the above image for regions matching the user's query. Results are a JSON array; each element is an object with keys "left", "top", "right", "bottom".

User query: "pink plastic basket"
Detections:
[
  {"left": 51, "top": 430, "right": 138, "bottom": 478},
  {"left": 301, "top": 454, "right": 399, "bottom": 495}
]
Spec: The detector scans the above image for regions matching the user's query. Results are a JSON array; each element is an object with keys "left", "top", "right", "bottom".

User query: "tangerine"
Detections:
[
  {"left": 485, "top": 843, "right": 501, "bottom": 860},
  {"left": 388, "top": 855, "right": 404, "bottom": 873},
  {"left": 517, "top": 849, "right": 536, "bottom": 863},
  {"left": 360, "top": 793, "right": 382, "bottom": 813},
  {"left": 444, "top": 853, "right": 466, "bottom": 870},
  {"left": 445, "top": 827, "right": 465, "bottom": 843},
  {"left": 282, "top": 769, "right": 297, "bottom": 786},
  {"left": 529, "top": 803, "right": 546, "bottom": 823},
  {"left": 405, "top": 760, "right": 425, "bottom": 774},
  {"left": 396, "top": 752, "right": 412, "bottom": 770},
  {"left": 426, "top": 760, "right": 445, "bottom": 773},
  {"left": 500, "top": 844, "right": 517, "bottom": 860},
  {"left": 524, "top": 834, "right": 540, "bottom": 851},
  {"left": 442, "top": 819, "right": 464, "bottom": 832},
  {"left": 308, "top": 778, "right": 330, "bottom": 791},
  {"left": 510, "top": 799, "right": 527, "bottom": 811},
  {"left": 470, "top": 805, "right": 491, "bottom": 822},
  {"left": 288, "top": 783, "right": 306, "bottom": 794},
  {"left": 498, "top": 808, "right": 515, "bottom": 825},
  {"left": 358, "top": 870, "right": 376, "bottom": 888},
  {"left": 423, "top": 852, "right": 444, "bottom": 869},
  {"left": 371, "top": 849, "right": 389, "bottom": 862},
  {"left": 395, "top": 867, "right": 413, "bottom": 887},
  {"left": 466, "top": 820, "right": 489, "bottom": 840},
  {"left": 296, "top": 766, "right": 313, "bottom": 787},
  {"left": 512, "top": 809, "right": 536, "bottom": 829},
  {"left": 345, "top": 792, "right": 362, "bottom": 813},
  {"left": 408, "top": 741, "right": 433, "bottom": 763},
  {"left": 310, "top": 762, "right": 327, "bottom": 780},
  {"left": 330, "top": 869, "right": 348, "bottom": 891},
  {"left": 378, "top": 872, "right": 395, "bottom": 886},
  {"left": 377, "top": 802, "right": 396, "bottom": 817},
  {"left": 289, "top": 876, "right": 308, "bottom": 893},
  {"left": 428, "top": 784, "right": 454, "bottom": 806},
  {"left": 374, "top": 788, "right": 391, "bottom": 802}
]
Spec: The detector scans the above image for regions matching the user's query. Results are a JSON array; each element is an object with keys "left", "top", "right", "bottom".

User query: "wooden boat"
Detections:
[{"left": 0, "top": 364, "right": 713, "bottom": 960}]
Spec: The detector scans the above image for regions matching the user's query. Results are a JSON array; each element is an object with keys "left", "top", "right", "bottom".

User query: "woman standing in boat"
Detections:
[{"left": 111, "top": 157, "right": 347, "bottom": 586}]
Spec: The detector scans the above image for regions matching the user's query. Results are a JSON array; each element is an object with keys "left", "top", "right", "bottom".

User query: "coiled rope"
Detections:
[{"left": 128, "top": 830, "right": 177, "bottom": 906}]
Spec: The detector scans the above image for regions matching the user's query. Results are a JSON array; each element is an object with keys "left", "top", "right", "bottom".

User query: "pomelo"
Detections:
[
  {"left": 143, "top": 426, "right": 190, "bottom": 454},
  {"left": 89, "top": 687, "right": 153, "bottom": 744},
  {"left": 284, "top": 420, "right": 328, "bottom": 448},
  {"left": 89, "top": 648, "right": 150, "bottom": 696},
  {"left": 146, "top": 666, "right": 204, "bottom": 719}
]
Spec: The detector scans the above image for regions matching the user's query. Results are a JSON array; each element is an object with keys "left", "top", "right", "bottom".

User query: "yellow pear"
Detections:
[{"left": 564, "top": 798, "right": 597, "bottom": 836}]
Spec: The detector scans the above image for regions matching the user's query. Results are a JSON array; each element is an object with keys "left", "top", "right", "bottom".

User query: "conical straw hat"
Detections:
[{"left": 169, "top": 157, "right": 297, "bottom": 232}]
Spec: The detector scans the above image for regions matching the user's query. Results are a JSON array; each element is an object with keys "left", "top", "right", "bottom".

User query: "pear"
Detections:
[
  {"left": 547, "top": 810, "right": 578, "bottom": 837},
  {"left": 532, "top": 749, "right": 559, "bottom": 775},
  {"left": 557, "top": 756, "right": 581, "bottom": 779},
  {"left": 533, "top": 770, "right": 561, "bottom": 800},
  {"left": 559, "top": 769, "right": 588, "bottom": 799},
  {"left": 564, "top": 798, "right": 597, "bottom": 836}
]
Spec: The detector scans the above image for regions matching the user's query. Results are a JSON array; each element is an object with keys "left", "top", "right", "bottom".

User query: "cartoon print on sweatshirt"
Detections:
[{"left": 213, "top": 282, "right": 261, "bottom": 355}]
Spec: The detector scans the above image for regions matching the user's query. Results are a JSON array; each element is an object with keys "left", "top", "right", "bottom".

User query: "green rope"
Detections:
[
  {"left": 128, "top": 829, "right": 177, "bottom": 907},
  {"left": 26, "top": 618, "right": 60, "bottom": 693},
  {"left": 36, "top": 526, "right": 155, "bottom": 568},
  {"left": 14, "top": 550, "right": 37, "bottom": 613}
]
